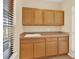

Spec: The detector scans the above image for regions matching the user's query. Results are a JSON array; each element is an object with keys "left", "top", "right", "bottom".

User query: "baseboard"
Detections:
[
  {"left": 9, "top": 52, "right": 17, "bottom": 59},
  {"left": 68, "top": 52, "right": 75, "bottom": 58}
]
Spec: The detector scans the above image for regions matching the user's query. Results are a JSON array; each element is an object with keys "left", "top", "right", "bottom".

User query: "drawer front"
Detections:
[
  {"left": 20, "top": 39, "right": 34, "bottom": 44},
  {"left": 34, "top": 38, "right": 45, "bottom": 43},
  {"left": 46, "top": 37, "right": 57, "bottom": 42},
  {"left": 59, "top": 36, "right": 69, "bottom": 41}
]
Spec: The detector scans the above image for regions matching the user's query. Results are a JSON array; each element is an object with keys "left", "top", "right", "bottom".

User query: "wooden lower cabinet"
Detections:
[
  {"left": 20, "top": 39, "right": 33, "bottom": 59},
  {"left": 58, "top": 36, "right": 69, "bottom": 54},
  {"left": 20, "top": 36, "right": 69, "bottom": 59},
  {"left": 46, "top": 37, "right": 58, "bottom": 56},
  {"left": 34, "top": 39, "right": 45, "bottom": 58}
]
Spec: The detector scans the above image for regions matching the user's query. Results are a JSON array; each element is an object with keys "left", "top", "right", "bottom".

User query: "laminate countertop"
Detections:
[{"left": 20, "top": 32, "right": 69, "bottom": 39}]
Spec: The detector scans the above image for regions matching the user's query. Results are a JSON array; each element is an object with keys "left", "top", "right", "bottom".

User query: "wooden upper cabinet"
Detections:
[
  {"left": 22, "top": 7, "right": 34, "bottom": 25},
  {"left": 58, "top": 36, "right": 69, "bottom": 55},
  {"left": 43, "top": 10, "right": 55, "bottom": 25},
  {"left": 55, "top": 10, "right": 64, "bottom": 26},
  {"left": 22, "top": 7, "right": 64, "bottom": 26},
  {"left": 46, "top": 37, "right": 58, "bottom": 56},
  {"left": 34, "top": 39, "right": 45, "bottom": 58},
  {"left": 34, "top": 9, "right": 43, "bottom": 25}
]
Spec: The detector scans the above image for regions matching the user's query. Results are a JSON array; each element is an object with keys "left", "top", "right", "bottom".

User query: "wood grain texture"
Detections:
[
  {"left": 55, "top": 10, "right": 64, "bottom": 26},
  {"left": 34, "top": 39, "right": 45, "bottom": 58},
  {"left": 22, "top": 7, "right": 34, "bottom": 25},
  {"left": 22, "top": 7, "right": 64, "bottom": 26},
  {"left": 46, "top": 37, "right": 58, "bottom": 56},
  {"left": 20, "top": 33, "right": 69, "bottom": 59},
  {"left": 43, "top": 10, "right": 55, "bottom": 25},
  {"left": 20, "top": 39, "right": 33, "bottom": 59},
  {"left": 34, "top": 9, "right": 43, "bottom": 25},
  {"left": 58, "top": 36, "right": 69, "bottom": 54}
]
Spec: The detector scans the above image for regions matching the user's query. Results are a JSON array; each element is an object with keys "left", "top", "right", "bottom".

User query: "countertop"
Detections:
[{"left": 20, "top": 32, "right": 69, "bottom": 39}]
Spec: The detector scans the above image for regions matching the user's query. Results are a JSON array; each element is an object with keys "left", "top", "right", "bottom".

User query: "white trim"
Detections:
[{"left": 68, "top": 52, "right": 75, "bottom": 58}]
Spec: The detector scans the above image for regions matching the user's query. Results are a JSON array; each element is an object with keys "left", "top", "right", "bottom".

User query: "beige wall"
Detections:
[
  {"left": 22, "top": 0, "right": 62, "bottom": 9},
  {"left": 61, "top": 0, "right": 75, "bottom": 58},
  {"left": 23, "top": 26, "right": 62, "bottom": 32},
  {"left": 61, "top": 0, "right": 74, "bottom": 32}
]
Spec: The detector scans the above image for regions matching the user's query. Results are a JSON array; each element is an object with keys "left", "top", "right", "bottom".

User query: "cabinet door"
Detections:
[
  {"left": 43, "top": 10, "right": 55, "bottom": 25},
  {"left": 55, "top": 10, "right": 64, "bottom": 26},
  {"left": 20, "top": 39, "right": 33, "bottom": 59},
  {"left": 34, "top": 9, "right": 43, "bottom": 25},
  {"left": 46, "top": 37, "right": 57, "bottom": 56},
  {"left": 58, "top": 36, "right": 69, "bottom": 54},
  {"left": 34, "top": 39, "right": 45, "bottom": 58},
  {"left": 22, "top": 7, "right": 34, "bottom": 25}
]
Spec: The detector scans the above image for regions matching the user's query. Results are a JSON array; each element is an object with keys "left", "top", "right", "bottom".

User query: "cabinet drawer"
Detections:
[
  {"left": 34, "top": 38, "right": 45, "bottom": 43},
  {"left": 20, "top": 39, "right": 34, "bottom": 44},
  {"left": 59, "top": 36, "right": 69, "bottom": 41},
  {"left": 46, "top": 37, "right": 57, "bottom": 42}
]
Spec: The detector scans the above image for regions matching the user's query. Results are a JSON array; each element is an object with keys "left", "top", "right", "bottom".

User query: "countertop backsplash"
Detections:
[{"left": 23, "top": 26, "right": 63, "bottom": 32}]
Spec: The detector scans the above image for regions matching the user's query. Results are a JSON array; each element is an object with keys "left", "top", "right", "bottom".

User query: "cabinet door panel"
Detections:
[
  {"left": 34, "top": 9, "right": 43, "bottom": 25},
  {"left": 20, "top": 41, "right": 33, "bottom": 59},
  {"left": 34, "top": 39, "right": 45, "bottom": 58},
  {"left": 43, "top": 10, "right": 55, "bottom": 25},
  {"left": 46, "top": 38, "right": 57, "bottom": 56},
  {"left": 55, "top": 11, "right": 64, "bottom": 25},
  {"left": 59, "top": 36, "right": 69, "bottom": 54},
  {"left": 22, "top": 7, "right": 34, "bottom": 25}
]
